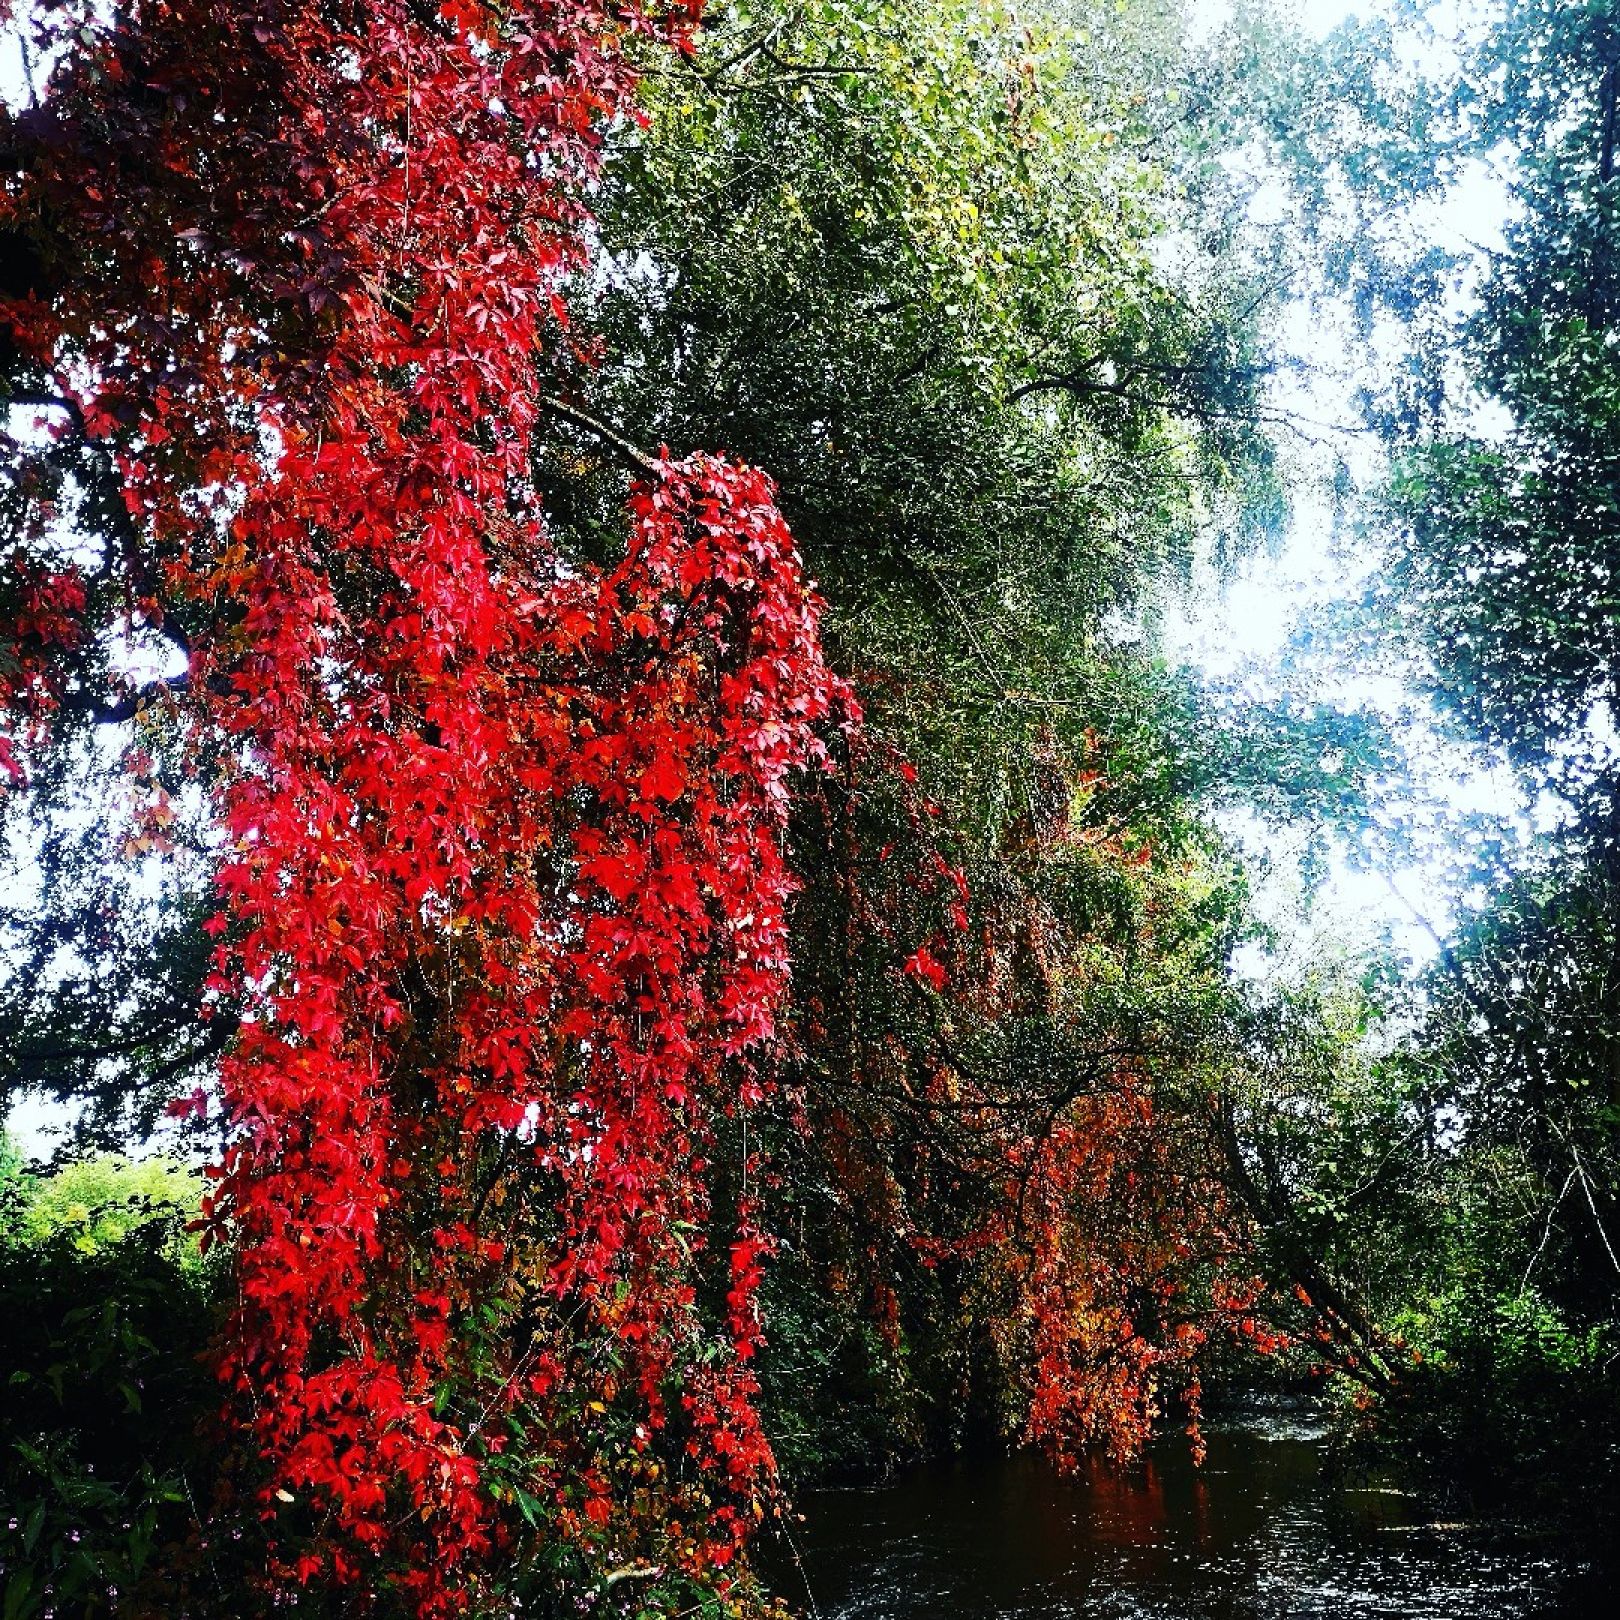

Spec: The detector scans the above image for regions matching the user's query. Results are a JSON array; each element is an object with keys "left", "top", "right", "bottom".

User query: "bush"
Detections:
[
  {"left": 1340, "top": 1284, "right": 1620, "bottom": 1529},
  {"left": 0, "top": 1162, "right": 223, "bottom": 1619},
  {"left": 1, "top": 1153, "right": 202, "bottom": 1257}
]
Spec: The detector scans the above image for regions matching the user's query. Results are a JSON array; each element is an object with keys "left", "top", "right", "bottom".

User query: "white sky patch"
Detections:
[
  {"left": 1168, "top": 0, "right": 1528, "bottom": 985},
  {"left": 1188, "top": 0, "right": 1370, "bottom": 46},
  {"left": 4, "top": 1091, "right": 83, "bottom": 1159}
]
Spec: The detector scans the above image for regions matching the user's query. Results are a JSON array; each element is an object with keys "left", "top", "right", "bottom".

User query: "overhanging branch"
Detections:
[{"left": 539, "top": 395, "right": 660, "bottom": 476}]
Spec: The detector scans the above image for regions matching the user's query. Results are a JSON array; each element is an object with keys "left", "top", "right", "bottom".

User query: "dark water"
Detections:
[{"left": 771, "top": 1408, "right": 1597, "bottom": 1619}]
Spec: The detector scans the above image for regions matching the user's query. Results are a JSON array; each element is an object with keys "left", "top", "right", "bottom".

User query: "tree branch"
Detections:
[
  {"left": 1009, "top": 370, "right": 1367, "bottom": 444},
  {"left": 86, "top": 672, "right": 193, "bottom": 725},
  {"left": 539, "top": 395, "right": 660, "bottom": 476},
  {"left": 2, "top": 390, "right": 85, "bottom": 431},
  {"left": 1601, "top": 58, "right": 1618, "bottom": 184}
]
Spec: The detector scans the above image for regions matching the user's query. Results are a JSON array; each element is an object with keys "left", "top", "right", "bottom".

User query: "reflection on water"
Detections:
[{"left": 771, "top": 1407, "right": 1595, "bottom": 1619}]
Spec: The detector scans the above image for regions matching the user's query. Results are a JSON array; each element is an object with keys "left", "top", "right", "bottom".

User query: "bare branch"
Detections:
[
  {"left": 539, "top": 394, "right": 660, "bottom": 476},
  {"left": 1521, "top": 1167, "right": 1579, "bottom": 1294},
  {"left": 87, "top": 673, "right": 193, "bottom": 725},
  {"left": 3, "top": 391, "right": 86, "bottom": 431}
]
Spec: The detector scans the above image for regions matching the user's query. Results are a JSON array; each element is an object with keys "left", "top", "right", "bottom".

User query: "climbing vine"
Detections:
[{"left": 1, "top": 1, "right": 853, "bottom": 1607}]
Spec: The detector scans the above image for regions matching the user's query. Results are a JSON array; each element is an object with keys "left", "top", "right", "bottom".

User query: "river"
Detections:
[{"left": 770, "top": 1405, "right": 1599, "bottom": 1619}]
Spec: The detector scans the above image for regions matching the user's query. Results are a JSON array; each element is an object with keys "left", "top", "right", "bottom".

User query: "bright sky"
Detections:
[
  {"left": 1190, "top": 0, "right": 1366, "bottom": 42},
  {"left": 1169, "top": 0, "right": 1519, "bottom": 981}
]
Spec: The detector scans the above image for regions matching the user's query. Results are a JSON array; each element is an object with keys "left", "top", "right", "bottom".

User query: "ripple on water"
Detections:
[{"left": 777, "top": 1416, "right": 1594, "bottom": 1620}]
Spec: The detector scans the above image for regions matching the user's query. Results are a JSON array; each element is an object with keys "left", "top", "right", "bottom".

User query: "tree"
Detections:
[
  {"left": 1377, "top": 0, "right": 1620, "bottom": 1346},
  {"left": 2, "top": 0, "right": 857, "bottom": 1609},
  {"left": 574, "top": 0, "right": 1315, "bottom": 1477},
  {"left": 1211, "top": 0, "right": 1620, "bottom": 1521}
]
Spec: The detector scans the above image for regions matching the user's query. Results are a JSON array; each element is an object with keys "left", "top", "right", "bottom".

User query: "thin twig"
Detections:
[
  {"left": 1521, "top": 1167, "right": 1578, "bottom": 1294},
  {"left": 539, "top": 394, "right": 659, "bottom": 476}
]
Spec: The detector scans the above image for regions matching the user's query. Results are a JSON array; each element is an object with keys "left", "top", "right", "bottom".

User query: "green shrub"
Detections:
[
  {"left": 1340, "top": 1284, "right": 1620, "bottom": 1528},
  {"left": 0, "top": 1198, "right": 222, "bottom": 1618},
  {"left": 0, "top": 1152, "right": 202, "bottom": 1259}
]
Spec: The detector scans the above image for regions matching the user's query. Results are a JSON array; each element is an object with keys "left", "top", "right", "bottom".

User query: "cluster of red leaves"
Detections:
[
  {"left": 1002, "top": 1079, "right": 1269, "bottom": 1468},
  {"left": 789, "top": 734, "right": 1272, "bottom": 1468},
  {"left": 974, "top": 768, "right": 1275, "bottom": 1465},
  {"left": 2, "top": 0, "right": 850, "bottom": 1609},
  {"left": 0, "top": 556, "right": 84, "bottom": 783},
  {"left": 202, "top": 445, "right": 841, "bottom": 1602}
]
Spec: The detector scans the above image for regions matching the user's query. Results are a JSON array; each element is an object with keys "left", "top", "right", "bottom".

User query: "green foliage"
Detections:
[
  {"left": 1373, "top": 0, "right": 1620, "bottom": 777},
  {"left": 1206, "top": 1, "right": 1620, "bottom": 1521},
  {"left": 755, "top": 1253, "right": 930, "bottom": 1483},
  {"left": 1373, "top": 0, "right": 1620, "bottom": 1486},
  {"left": 1, "top": 1151, "right": 203, "bottom": 1257},
  {"left": 1347, "top": 1284, "right": 1620, "bottom": 1521},
  {"left": 0, "top": 747, "right": 226, "bottom": 1152},
  {"left": 0, "top": 1213, "right": 223, "bottom": 1619},
  {"left": 581, "top": 0, "right": 1288, "bottom": 847}
]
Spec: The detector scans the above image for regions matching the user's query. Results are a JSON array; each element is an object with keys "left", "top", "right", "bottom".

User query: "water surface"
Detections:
[{"left": 773, "top": 1407, "right": 1593, "bottom": 1618}]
